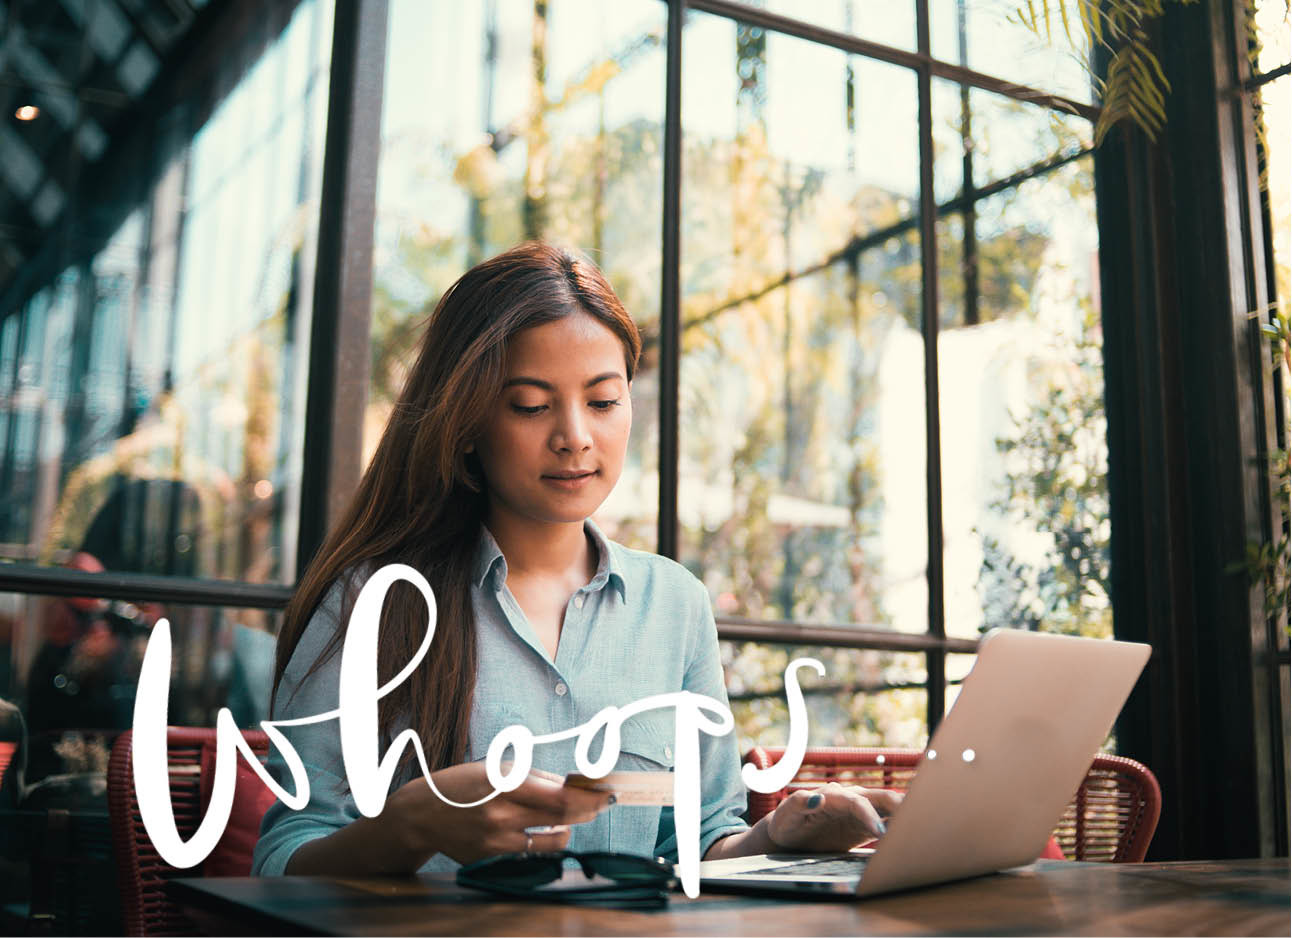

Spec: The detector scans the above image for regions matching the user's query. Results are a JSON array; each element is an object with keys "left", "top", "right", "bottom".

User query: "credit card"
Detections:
[{"left": 564, "top": 771, "right": 674, "bottom": 805}]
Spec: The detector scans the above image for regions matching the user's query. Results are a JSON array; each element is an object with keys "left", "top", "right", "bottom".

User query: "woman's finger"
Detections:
[
  {"left": 767, "top": 789, "right": 826, "bottom": 845},
  {"left": 783, "top": 787, "right": 825, "bottom": 812},
  {"left": 497, "top": 775, "right": 612, "bottom": 828},
  {"left": 863, "top": 787, "right": 904, "bottom": 818},
  {"left": 518, "top": 825, "right": 572, "bottom": 853},
  {"left": 796, "top": 785, "right": 883, "bottom": 840},
  {"left": 506, "top": 772, "right": 589, "bottom": 806},
  {"left": 502, "top": 801, "right": 588, "bottom": 832},
  {"left": 841, "top": 789, "right": 887, "bottom": 838}
]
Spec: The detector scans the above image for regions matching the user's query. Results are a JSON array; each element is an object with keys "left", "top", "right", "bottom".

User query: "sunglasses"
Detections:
[{"left": 455, "top": 850, "right": 676, "bottom": 908}]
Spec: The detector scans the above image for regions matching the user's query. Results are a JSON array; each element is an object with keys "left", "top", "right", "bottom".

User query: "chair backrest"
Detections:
[
  {"left": 0, "top": 741, "right": 16, "bottom": 787},
  {"left": 107, "top": 727, "right": 271, "bottom": 936},
  {"left": 0, "top": 696, "right": 28, "bottom": 802},
  {"left": 1049, "top": 753, "right": 1161, "bottom": 861},
  {"left": 743, "top": 746, "right": 1161, "bottom": 863}
]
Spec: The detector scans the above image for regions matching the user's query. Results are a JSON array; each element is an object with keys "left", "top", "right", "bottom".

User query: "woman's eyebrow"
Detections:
[{"left": 502, "top": 372, "right": 625, "bottom": 390}]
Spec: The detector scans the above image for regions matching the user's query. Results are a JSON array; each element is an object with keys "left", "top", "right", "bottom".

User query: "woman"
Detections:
[{"left": 252, "top": 242, "right": 897, "bottom": 877}]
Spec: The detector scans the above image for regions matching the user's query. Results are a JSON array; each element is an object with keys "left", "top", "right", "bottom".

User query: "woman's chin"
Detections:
[{"left": 488, "top": 479, "right": 616, "bottom": 526}]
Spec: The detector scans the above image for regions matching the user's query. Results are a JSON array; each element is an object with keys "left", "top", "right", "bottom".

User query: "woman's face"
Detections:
[{"left": 473, "top": 311, "right": 633, "bottom": 528}]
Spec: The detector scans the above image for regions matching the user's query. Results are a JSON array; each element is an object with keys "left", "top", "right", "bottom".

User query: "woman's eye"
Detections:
[
  {"left": 589, "top": 399, "right": 621, "bottom": 411},
  {"left": 511, "top": 404, "right": 546, "bottom": 415}
]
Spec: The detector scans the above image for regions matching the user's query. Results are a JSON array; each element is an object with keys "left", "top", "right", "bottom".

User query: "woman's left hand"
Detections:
[{"left": 765, "top": 783, "right": 903, "bottom": 852}]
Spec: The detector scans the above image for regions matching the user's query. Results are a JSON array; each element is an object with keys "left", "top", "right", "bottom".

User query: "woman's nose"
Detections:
[{"left": 551, "top": 405, "right": 593, "bottom": 453}]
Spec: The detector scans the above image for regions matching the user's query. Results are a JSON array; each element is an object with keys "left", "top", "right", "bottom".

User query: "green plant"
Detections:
[
  {"left": 1231, "top": 449, "right": 1290, "bottom": 624},
  {"left": 1011, "top": 0, "right": 1196, "bottom": 144},
  {"left": 1228, "top": 303, "right": 1291, "bottom": 631}
]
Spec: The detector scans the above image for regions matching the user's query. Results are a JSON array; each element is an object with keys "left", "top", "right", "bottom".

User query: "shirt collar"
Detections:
[
  {"left": 585, "top": 518, "right": 628, "bottom": 602},
  {"left": 473, "top": 525, "right": 507, "bottom": 590},
  {"left": 473, "top": 519, "right": 627, "bottom": 602}
]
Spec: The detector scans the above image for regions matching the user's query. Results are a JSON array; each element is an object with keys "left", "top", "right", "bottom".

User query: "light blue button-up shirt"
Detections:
[{"left": 252, "top": 521, "right": 749, "bottom": 876}]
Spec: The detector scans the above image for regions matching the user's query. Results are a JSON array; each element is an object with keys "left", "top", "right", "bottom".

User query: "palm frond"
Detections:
[
  {"left": 1012, "top": 0, "right": 1195, "bottom": 145},
  {"left": 1095, "top": 37, "right": 1171, "bottom": 143},
  {"left": 1057, "top": 0, "right": 1076, "bottom": 47},
  {"left": 1077, "top": 0, "right": 1103, "bottom": 50}
]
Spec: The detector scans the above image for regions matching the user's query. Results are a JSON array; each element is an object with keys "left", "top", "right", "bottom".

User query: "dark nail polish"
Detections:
[
  {"left": 607, "top": 794, "right": 617, "bottom": 805},
  {"left": 805, "top": 793, "right": 823, "bottom": 809}
]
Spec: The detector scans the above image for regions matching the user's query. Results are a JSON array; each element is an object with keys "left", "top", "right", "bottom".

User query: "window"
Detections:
[
  {"left": 372, "top": 0, "right": 666, "bottom": 549},
  {"left": 367, "top": 0, "right": 1107, "bottom": 752},
  {"left": 1250, "top": 0, "right": 1290, "bottom": 799},
  {"left": 0, "top": 0, "right": 331, "bottom": 775}
]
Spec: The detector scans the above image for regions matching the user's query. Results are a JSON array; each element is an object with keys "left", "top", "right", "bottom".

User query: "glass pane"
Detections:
[
  {"left": 944, "top": 650, "right": 975, "bottom": 714},
  {"left": 679, "top": 12, "right": 927, "bottom": 633},
  {"left": 374, "top": 0, "right": 665, "bottom": 550},
  {"left": 1260, "top": 76, "right": 1290, "bottom": 354},
  {"left": 933, "top": 80, "right": 1092, "bottom": 196},
  {"left": 723, "top": 641, "right": 929, "bottom": 750},
  {"left": 0, "top": 591, "right": 281, "bottom": 784},
  {"left": 966, "top": 89, "right": 1092, "bottom": 188},
  {"left": 761, "top": 0, "right": 917, "bottom": 52},
  {"left": 936, "top": 213, "right": 966, "bottom": 330},
  {"left": 936, "top": 146, "right": 1109, "bottom": 641},
  {"left": 0, "top": 2, "right": 332, "bottom": 584},
  {"left": 931, "top": 80, "right": 969, "bottom": 206},
  {"left": 932, "top": 85, "right": 1091, "bottom": 335},
  {"left": 1254, "top": 0, "right": 1291, "bottom": 74},
  {"left": 1255, "top": 72, "right": 1289, "bottom": 794},
  {"left": 929, "top": 0, "right": 1092, "bottom": 103}
]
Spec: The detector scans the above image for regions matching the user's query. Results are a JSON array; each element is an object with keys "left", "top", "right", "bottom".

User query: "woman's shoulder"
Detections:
[
  {"left": 281, "top": 567, "right": 370, "bottom": 684},
  {"left": 606, "top": 539, "right": 693, "bottom": 576},
  {"left": 602, "top": 537, "right": 708, "bottom": 606}
]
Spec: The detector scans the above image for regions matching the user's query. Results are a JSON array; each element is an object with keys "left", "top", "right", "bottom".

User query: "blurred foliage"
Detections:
[
  {"left": 1226, "top": 447, "right": 1289, "bottom": 627},
  {"left": 722, "top": 642, "right": 930, "bottom": 751},
  {"left": 976, "top": 304, "right": 1112, "bottom": 639},
  {"left": 1229, "top": 291, "right": 1290, "bottom": 631},
  {"left": 1230, "top": 0, "right": 1291, "bottom": 635}
]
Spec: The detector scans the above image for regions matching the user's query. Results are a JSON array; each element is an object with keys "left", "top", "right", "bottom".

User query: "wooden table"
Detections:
[{"left": 169, "top": 858, "right": 1290, "bottom": 936}]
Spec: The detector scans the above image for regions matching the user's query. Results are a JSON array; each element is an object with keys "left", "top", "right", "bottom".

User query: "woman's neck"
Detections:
[{"left": 484, "top": 512, "right": 596, "bottom": 583}]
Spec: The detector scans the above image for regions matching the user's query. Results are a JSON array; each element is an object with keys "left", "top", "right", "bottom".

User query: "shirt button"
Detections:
[
  {"left": 554, "top": 682, "right": 568, "bottom": 696},
  {"left": 573, "top": 594, "right": 585, "bottom": 609},
  {"left": 664, "top": 745, "right": 673, "bottom": 760}
]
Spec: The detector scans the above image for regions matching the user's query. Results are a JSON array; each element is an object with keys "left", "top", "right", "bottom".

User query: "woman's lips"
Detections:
[{"left": 542, "top": 470, "right": 597, "bottom": 490}]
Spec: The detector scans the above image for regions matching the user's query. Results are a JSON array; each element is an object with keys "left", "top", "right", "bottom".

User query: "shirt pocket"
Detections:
[
  {"left": 603, "top": 716, "right": 675, "bottom": 857},
  {"left": 466, "top": 706, "right": 528, "bottom": 764},
  {"left": 613, "top": 714, "right": 676, "bottom": 772}
]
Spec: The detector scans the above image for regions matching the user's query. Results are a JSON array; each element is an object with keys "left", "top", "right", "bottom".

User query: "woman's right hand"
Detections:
[{"left": 382, "top": 762, "right": 614, "bottom": 867}]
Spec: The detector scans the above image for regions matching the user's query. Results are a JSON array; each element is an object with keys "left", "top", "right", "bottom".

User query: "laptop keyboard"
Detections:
[{"left": 745, "top": 855, "right": 871, "bottom": 877}]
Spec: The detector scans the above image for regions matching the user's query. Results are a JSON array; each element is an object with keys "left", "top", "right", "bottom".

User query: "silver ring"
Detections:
[{"left": 525, "top": 833, "right": 533, "bottom": 853}]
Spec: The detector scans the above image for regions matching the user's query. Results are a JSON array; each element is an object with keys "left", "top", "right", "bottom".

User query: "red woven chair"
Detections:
[
  {"left": 0, "top": 741, "right": 16, "bottom": 787},
  {"left": 743, "top": 746, "right": 1161, "bottom": 862},
  {"left": 1049, "top": 753, "right": 1161, "bottom": 861},
  {"left": 107, "top": 727, "right": 272, "bottom": 936}
]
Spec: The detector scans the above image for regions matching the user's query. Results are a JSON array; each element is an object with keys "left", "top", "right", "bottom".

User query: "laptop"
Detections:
[{"left": 697, "top": 628, "right": 1151, "bottom": 898}]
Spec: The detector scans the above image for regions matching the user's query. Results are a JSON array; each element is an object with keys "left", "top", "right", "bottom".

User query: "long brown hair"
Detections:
[{"left": 273, "top": 242, "right": 642, "bottom": 771}]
